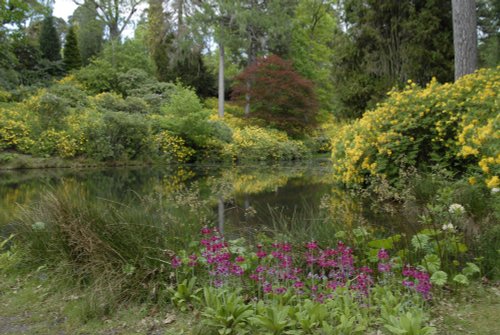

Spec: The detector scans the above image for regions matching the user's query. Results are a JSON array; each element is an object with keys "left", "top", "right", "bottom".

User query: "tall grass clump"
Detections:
[{"left": 12, "top": 183, "right": 211, "bottom": 314}]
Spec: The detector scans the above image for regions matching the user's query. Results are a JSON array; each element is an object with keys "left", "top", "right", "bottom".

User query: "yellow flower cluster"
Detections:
[
  {"left": 0, "top": 107, "right": 36, "bottom": 152},
  {"left": 331, "top": 66, "right": 500, "bottom": 187},
  {"left": 36, "top": 129, "right": 79, "bottom": 158},
  {"left": 153, "top": 130, "right": 195, "bottom": 163},
  {"left": 227, "top": 126, "right": 307, "bottom": 161}
]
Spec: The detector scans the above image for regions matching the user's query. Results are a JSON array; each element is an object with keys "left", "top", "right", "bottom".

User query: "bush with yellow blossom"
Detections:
[
  {"left": 331, "top": 67, "right": 499, "bottom": 188},
  {"left": 153, "top": 130, "right": 195, "bottom": 163},
  {"left": 226, "top": 126, "right": 308, "bottom": 162},
  {"left": 0, "top": 106, "right": 36, "bottom": 153}
]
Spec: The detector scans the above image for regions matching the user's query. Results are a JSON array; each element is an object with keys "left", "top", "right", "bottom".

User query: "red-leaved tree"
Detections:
[{"left": 231, "top": 55, "right": 318, "bottom": 135}]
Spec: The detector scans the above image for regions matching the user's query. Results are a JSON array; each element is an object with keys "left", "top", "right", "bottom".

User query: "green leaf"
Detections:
[
  {"left": 453, "top": 274, "right": 469, "bottom": 285},
  {"left": 411, "top": 234, "right": 430, "bottom": 251},
  {"left": 384, "top": 324, "right": 407, "bottom": 334},
  {"left": 457, "top": 243, "right": 468, "bottom": 253},
  {"left": 368, "top": 235, "right": 401, "bottom": 249},
  {"left": 430, "top": 271, "right": 448, "bottom": 286},
  {"left": 423, "top": 254, "right": 441, "bottom": 273},
  {"left": 462, "top": 262, "right": 480, "bottom": 277}
]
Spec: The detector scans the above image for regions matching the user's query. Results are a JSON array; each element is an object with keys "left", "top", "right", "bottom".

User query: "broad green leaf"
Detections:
[
  {"left": 453, "top": 274, "right": 469, "bottom": 285},
  {"left": 457, "top": 243, "right": 468, "bottom": 253},
  {"left": 462, "top": 262, "right": 480, "bottom": 277},
  {"left": 423, "top": 254, "right": 441, "bottom": 273},
  {"left": 430, "top": 271, "right": 448, "bottom": 286},
  {"left": 411, "top": 234, "right": 430, "bottom": 251},
  {"left": 368, "top": 235, "right": 400, "bottom": 249}
]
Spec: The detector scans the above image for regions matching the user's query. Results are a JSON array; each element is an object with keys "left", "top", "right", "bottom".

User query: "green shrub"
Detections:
[
  {"left": 117, "top": 68, "right": 156, "bottom": 97},
  {"left": 25, "top": 90, "right": 73, "bottom": 130},
  {"left": 123, "top": 96, "right": 149, "bottom": 114},
  {"left": 0, "top": 89, "right": 12, "bottom": 102},
  {"left": 161, "top": 86, "right": 214, "bottom": 147},
  {"left": 102, "top": 111, "right": 153, "bottom": 160},
  {"left": 75, "top": 59, "right": 119, "bottom": 94},
  {"left": 48, "top": 83, "right": 89, "bottom": 108},
  {"left": 93, "top": 92, "right": 127, "bottom": 112}
]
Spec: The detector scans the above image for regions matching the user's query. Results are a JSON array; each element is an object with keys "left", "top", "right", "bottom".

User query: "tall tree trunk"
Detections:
[
  {"left": 244, "top": 39, "right": 258, "bottom": 116},
  {"left": 218, "top": 42, "right": 225, "bottom": 118},
  {"left": 452, "top": 0, "right": 478, "bottom": 80}
]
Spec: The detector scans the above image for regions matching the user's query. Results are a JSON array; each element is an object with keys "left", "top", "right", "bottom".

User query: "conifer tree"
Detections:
[
  {"left": 147, "top": 0, "right": 172, "bottom": 82},
  {"left": 63, "top": 25, "right": 81, "bottom": 71},
  {"left": 39, "top": 15, "right": 61, "bottom": 61},
  {"left": 72, "top": 0, "right": 104, "bottom": 65}
]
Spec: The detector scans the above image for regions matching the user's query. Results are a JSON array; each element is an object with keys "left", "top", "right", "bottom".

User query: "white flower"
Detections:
[
  {"left": 442, "top": 223, "right": 455, "bottom": 231},
  {"left": 491, "top": 187, "right": 500, "bottom": 195},
  {"left": 449, "top": 203, "right": 465, "bottom": 215},
  {"left": 31, "top": 221, "right": 46, "bottom": 231}
]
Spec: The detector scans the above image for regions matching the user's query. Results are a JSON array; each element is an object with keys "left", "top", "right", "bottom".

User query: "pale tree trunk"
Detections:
[
  {"left": 452, "top": 0, "right": 478, "bottom": 80},
  {"left": 244, "top": 41, "right": 257, "bottom": 116},
  {"left": 218, "top": 42, "right": 225, "bottom": 118},
  {"left": 244, "top": 81, "right": 251, "bottom": 115}
]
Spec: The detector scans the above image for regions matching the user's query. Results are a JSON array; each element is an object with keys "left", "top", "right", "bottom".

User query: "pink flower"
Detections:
[
  {"left": 274, "top": 287, "right": 287, "bottom": 294},
  {"left": 402, "top": 280, "right": 414, "bottom": 287},
  {"left": 378, "top": 263, "right": 391, "bottom": 273},
  {"left": 201, "top": 226, "right": 212, "bottom": 235},
  {"left": 377, "top": 248, "right": 389, "bottom": 260},
  {"left": 255, "top": 265, "right": 265, "bottom": 273},
  {"left": 231, "top": 265, "right": 244, "bottom": 276},
  {"left": 188, "top": 254, "right": 198, "bottom": 267},
  {"left": 235, "top": 256, "right": 245, "bottom": 263},
  {"left": 171, "top": 256, "right": 182, "bottom": 269},
  {"left": 294, "top": 281, "right": 304, "bottom": 289},
  {"left": 306, "top": 241, "right": 318, "bottom": 250},
  {"left": 256, "top": 250, "right": 267, "bottom": 259}
]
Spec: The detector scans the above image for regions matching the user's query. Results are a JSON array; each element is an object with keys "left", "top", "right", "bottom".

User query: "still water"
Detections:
[{"left": 0, "top": 161, "right": 413, "bottom": 237}]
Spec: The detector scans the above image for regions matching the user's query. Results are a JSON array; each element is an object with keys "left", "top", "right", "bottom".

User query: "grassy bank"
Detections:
[
  {"left": 0, "top": 174, "right": 498, "bottom": 334},
  {"left": 0, "top": 152, "right": 156, "bottom": 170},
  {"left": 1, "top": 261, "right": 498, "bottom": 334}
]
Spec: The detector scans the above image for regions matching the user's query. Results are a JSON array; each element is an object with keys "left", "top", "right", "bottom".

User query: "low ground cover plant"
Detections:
[{"left": 167, "top": 227, "right": 440, "bottom": 334}]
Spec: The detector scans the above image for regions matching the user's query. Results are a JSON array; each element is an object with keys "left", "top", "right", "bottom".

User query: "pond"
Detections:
[{"left": 0, "top": 160, "right": 415, "bottom": 240}]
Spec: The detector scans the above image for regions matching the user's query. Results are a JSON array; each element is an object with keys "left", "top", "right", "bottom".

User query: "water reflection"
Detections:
[{"left": 0, "top": 162, "right": 412, "bottom": 236}]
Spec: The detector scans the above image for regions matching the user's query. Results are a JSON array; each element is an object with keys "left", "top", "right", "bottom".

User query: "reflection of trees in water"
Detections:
[{"left": 0, "top": 163, "right": 351, "bottom": 234}]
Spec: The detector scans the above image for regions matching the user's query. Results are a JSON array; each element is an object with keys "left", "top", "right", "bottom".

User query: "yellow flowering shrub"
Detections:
[
  {"left": 331, "top": 66, "right": 500, "bottom": 187},
  {"left": 226, "top": 126, "right": 308, "bottom": 161},
  {"left": 35, "top": 129, "right": 80, "bottom": 158},
  {"left": 153, "top": 130, "right": 195, "bottom": 163},
  {"left": 0, "top": 89, "right": 12, "bottom": 102},
  {"left": 0, "top": 107, "right": 36, "bottom": 152}
]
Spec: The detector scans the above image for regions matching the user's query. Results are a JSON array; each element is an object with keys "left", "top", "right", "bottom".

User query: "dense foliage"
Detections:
[
  {"left": 331, "top": 67, "right": 500, "bottom": 189},
  {"left": 63, "top": 25, "right": 82, "bottom": 71},
  {"left": 232, "top": 55, "right": 318, "bottom": 136},
  {"left": 0, "top": 70, "right": 312, "bottom": 164}
]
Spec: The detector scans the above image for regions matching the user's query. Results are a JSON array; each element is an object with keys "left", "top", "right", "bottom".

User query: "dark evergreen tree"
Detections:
[
  {"left": 331, "top": 0, "right": 454, "bottom": 118},
  {"left": 39, "top": 15, "right": 61, "bottom": 61},
  {"left": 63, "top": 25, "right": 81, "bottom": 71},
  {"left": 71, "top": 0, "right": 104, "bottom": 65},
  {"left": 147, "top": 0, "right": 173, "bottom": 82},
  {"left": 477, "top": 0, "right": 500, "bottom": 67},
  {"left": 170, "top": 52, "right": 216, "bottom": 98}
]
